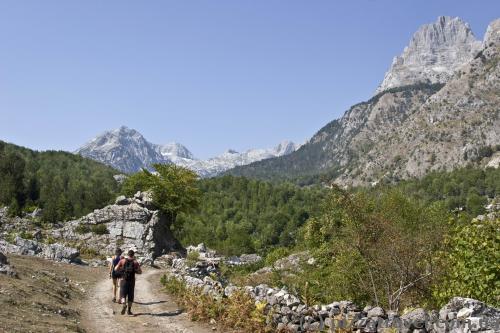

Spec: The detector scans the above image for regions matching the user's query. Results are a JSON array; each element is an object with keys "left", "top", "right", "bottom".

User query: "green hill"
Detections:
[{"left": 0, "top": 140, "right": 120, "bottom": 223}]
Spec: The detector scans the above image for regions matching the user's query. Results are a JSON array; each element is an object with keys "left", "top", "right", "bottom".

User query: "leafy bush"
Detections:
[
  {"left": 18, "top": 230, "right": 33, "bottom": 240},
  {"left": 433, "top": 218, "right": 500, "bottom": 307},
  {"left": 122, "top": 164, "right": 200, "bottom": 226},
  {"left": 264, "top": 247, "right": 291, "bottom": 267},
  {"left": 298, "top": 187, "right": 450, "bottom": 310},
  {"left": 75, "top": 224, "right": 91, "bottom": 234},
  {"left": 186, "top": 251, "right": 200, "bottom": 266}
]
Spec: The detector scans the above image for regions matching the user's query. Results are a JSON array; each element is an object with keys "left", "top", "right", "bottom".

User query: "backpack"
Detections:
[{"left": 122, "top": 259, "right": 136, "bottom": 281}]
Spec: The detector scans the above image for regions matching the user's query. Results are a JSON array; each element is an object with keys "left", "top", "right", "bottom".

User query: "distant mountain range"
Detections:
[
  {"left": 75, "top": 126, "right": 299, "bottom": 176},
  {"left": 228, "top": 16, "right": 500, "bottom": 185}
]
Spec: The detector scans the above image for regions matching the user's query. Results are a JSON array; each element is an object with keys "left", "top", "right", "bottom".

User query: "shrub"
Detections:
[
  {"left": 433, "top": 217, "right": 500, "bottom": 307},
  {"left": 19, "top": 230, "right": 33, "bottom": 240},
  {"left": 300, "top": 187, "right": 450, "bottom": 310},
  {"left": 90, "top": 224, "right": 108, "bottom": 235},
  {"left": 78, "top": 246, "right": 100, "bottom": 259},
  {"left": 161, "top": 275, "right": 270, "bottom": 332},
  {"left": 186, "top": 251, "right": 200, "bottom": 266},
  {"left": 264, "top": 247, "right": 291, "bottom": 267},
  {"left": 75, "top": 224, "right": 91, "bottom": 234}
]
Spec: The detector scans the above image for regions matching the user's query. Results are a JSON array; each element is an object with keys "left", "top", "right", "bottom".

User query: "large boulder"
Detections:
[
  {"left": 0, "top": 253, "right": 17, "bottom": 278},
  {"left": 41, "top": 243, "right": 79, "bottom": 262},
  {"left": 53, "top": 192, "right": 183, "bottom": 260},
  {"left": 0, "top": 237, "right": 42, "bottom": 256},
  {"left": 0, "top": 252, "right": 7, "bottom": 265}
]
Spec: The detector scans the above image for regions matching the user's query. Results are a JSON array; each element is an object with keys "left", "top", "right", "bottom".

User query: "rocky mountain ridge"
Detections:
[
  {"left": 76, "top": 126, "right": 299, "bottom": 177},
  {"left": 376, "top": 16, "right": 482, "bottom": 93},
  {"left": 229, "top": 17, "right": 500, "bottom": 186}
]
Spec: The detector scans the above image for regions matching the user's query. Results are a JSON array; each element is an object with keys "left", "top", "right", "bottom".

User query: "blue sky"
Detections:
[{"left": 0, "top": 1, "right": 498, "bottom": 158}]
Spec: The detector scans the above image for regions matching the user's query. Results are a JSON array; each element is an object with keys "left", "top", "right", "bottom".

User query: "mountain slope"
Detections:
[{"left": 228, "top": 17, "right": 500, "bottom": 185}]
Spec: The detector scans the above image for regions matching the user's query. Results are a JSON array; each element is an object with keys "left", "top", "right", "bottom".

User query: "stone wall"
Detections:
[{"left": 165, "top": 252, "right": 500, "bottom": 333}]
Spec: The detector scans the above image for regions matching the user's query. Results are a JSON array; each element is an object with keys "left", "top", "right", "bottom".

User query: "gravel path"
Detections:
[{"left": 82, "top": 268, "right": 213, "bottom": 333}]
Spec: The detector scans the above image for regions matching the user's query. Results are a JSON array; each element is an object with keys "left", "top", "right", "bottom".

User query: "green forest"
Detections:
[
  {"left": 0, "top": 141, "right": 119, "bottom": 222},
  {"left": 175, "top": 176, "right": 326, "bottom": 255}
]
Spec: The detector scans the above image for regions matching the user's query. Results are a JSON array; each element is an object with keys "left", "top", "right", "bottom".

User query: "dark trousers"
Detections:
[{"left": 120, "top": 279, "right": 135, "bottom": 303}]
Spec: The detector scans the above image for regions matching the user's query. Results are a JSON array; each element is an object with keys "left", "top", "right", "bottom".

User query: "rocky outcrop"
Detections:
[
  {"left": 0, "top": 237, "right": 79, "bottom": 263},
  {"left": 376, "top": 16, "right": 481, "bottom": 93},
  {"left": 53, "top": 191, "right": 182, "bottom": 260}
]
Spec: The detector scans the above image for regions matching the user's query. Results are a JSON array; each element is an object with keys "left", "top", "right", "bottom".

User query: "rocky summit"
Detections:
[
  {"left": 376, "top": 16, "right": 481, "bottom": 93},
  {"left": 75, "top": 126, "right": 167, "bottom": 174}
]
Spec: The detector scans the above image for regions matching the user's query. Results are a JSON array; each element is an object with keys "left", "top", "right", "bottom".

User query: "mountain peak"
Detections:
[
  {"left": 156, "top": 142, "right": 195, "bottom": 160},
  {"left": 76, "top": 127, "right": 168, "bottom": 174},
  {"left": 375, "top": 16, "right": 481, "bottom": 93},
  {"left": 273, "top": 140, "right": 297, "bottom": 156}
]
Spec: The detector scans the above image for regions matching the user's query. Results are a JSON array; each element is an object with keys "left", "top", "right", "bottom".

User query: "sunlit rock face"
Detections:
[{"left": 376, "top": 16, "right": 481, "bottom": 93}]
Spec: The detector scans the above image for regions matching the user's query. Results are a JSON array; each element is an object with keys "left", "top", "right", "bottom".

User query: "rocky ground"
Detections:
[{"left": 0, "top": 254, "right": 98, "bottom": 333}]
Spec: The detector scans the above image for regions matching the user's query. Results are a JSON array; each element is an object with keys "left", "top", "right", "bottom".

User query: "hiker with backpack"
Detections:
[
  {"left": 109, "top": 248, "right": 123, "bottom": 303},
  {"left": 114, "top": 249, "right": 142, "bottom": 315}
]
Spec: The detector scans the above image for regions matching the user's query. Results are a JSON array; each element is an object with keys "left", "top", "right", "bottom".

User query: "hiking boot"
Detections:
[
  {"left": 121, "top": 304, "right": 127, "bottom": 315},
  {"left": 127, "top": 309, "right": 133, "bottom": 316}
]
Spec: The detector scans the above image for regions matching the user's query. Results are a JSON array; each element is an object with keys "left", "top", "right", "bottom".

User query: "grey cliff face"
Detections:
[{"left": 376, "top": 16, "right": 481, "bottom": 93}]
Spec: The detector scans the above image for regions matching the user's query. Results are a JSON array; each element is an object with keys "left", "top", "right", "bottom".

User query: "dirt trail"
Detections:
[{"left": 82, "top": 268, "right": 213, "bottom": 333}]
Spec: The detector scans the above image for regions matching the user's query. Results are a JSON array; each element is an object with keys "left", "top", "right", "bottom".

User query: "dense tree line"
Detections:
[
  {"left": 0, "top": 141, "right": 119, "bottom": 222},
  {"left": 384, "top": 166, "right": 500, "bottom": 216},
  {"left": 175, "top": 176, "right": 326, "bottom": 255}
]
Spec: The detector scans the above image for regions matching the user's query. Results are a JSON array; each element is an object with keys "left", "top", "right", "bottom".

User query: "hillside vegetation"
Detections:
[
  {"left": 175, "top": 176, "right": 325, "bottom": 255},
  {"left": 0, "top": 141, "right": 120, "bottom": 222}
]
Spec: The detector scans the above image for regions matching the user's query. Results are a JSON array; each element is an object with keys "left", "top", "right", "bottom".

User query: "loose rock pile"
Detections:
[
  {"left": 167, "top": 246, "right": 500, "bottom": 333},
  {"left": 0, "top": 237, "right": 79, "bottom": 263}
]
